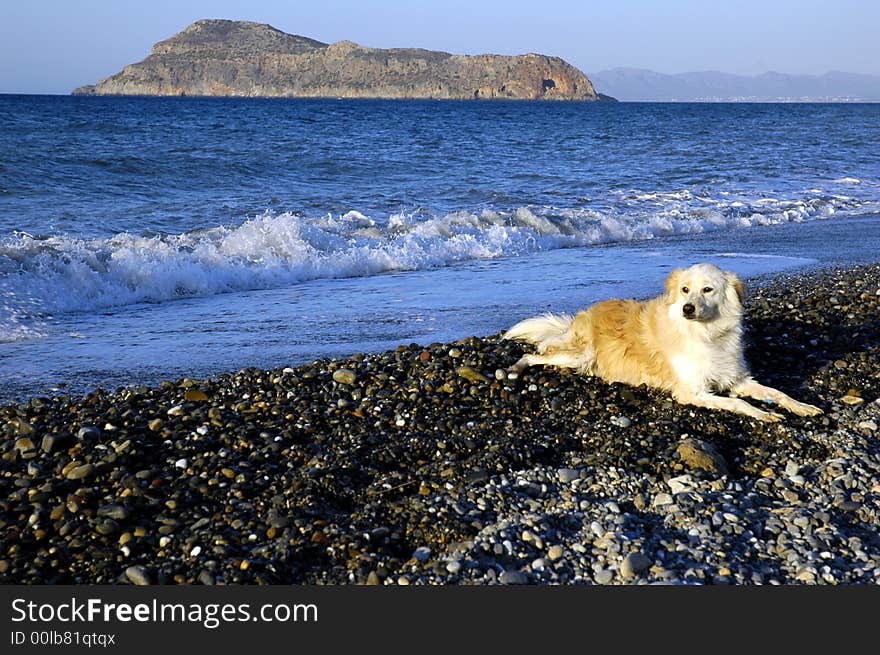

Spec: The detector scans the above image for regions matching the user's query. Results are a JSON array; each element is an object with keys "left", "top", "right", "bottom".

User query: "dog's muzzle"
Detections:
[{"left": 682, "top": 303, "right": 696, "bottom": 319}]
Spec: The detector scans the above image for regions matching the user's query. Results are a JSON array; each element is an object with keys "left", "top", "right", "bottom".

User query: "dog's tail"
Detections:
[{"left": 502, "top": 312, "right": 574, "bottom": 353}]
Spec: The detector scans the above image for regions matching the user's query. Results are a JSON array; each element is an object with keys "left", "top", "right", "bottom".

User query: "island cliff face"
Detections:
[{"left": 73, "top": 19, "right": 602, "bottom": 101}]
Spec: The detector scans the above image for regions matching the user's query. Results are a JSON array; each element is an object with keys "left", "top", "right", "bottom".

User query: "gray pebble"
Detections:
[
  {"left": 594, "top": 569, "right": 614, "bottom": 584},
  {"left": 499, "top": 571, "right": 529, "bottom": 585},
  {"left": 557, "top": 468, "right": 580, "bottom": 483},
  {"left": 652, "top": 492, "right": 674, "bottom": 507},
  {"left": 124, "top": 565, "right": 151, "bottom": 586},
  {"left": 621, "top": 552, "right": 652, "bottom": 578}
]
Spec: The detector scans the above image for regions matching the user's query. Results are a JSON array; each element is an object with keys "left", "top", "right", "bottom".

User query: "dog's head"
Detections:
[{"left": 665, "top": 263, "right": 744, "bottom": 325}]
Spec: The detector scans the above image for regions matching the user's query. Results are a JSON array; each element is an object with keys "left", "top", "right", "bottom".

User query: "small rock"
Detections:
[
  {"left": 457, "top": 366, "right": 489, "bottom": 384},
  {"left": 557, "top": 468, "right": 580, "bottom": 483},
  {"left": 621, "top": 552, "right": 652, "bottom": 578},
  {"left": 332, "top": 369, "right": 357, "bottom": 385},
  {"left": 14, "top": 438, "right": 35, "bottom": 454},
  {"left": 125, "top": 565, "right": 151, "bottom": 586},
  {"left": 667, "top": 474, "right": 695, "bottom": 495},
  {"left": 594, "top": 569, "right": 614, "bottom": 584},
  {"left": 547, "top": 545, "right": 564, "bottom": 561},
  {"left": 97, "top": 504, "right": 129, "bottom": 520},
  {"left": 148, "top": 419, "right": 164, "bottom": 432},
  {"left": 446, "top": 560, "right": 462, "bottom": 574},
  {"left": 94, "top": 519, "right": 119, "bottom": 535},
  {"left": 465, "top": 468, "right": 489, "bottom": 484},
  {"left": 76, "top": 426, "right": 101, "bottom": 440},
  {"left": 499, "top": 570, "right": 529, "bottom": 585},
  {"left": 676, "top": 438, "right": 729, "bottom": 476},
  {"left": 41, "top": 433, "right": 73, "bottom": 454},
  {"left": 412, "top": 546, "right": 432, "bottom": 562},
  {"left": 12, "top": 420, "right": 36, "bottom": 436},
  {"left": 65, "top": 463, "right": 94, "bottom": 480},
  {"left": 184, "top": 390, "right": 209, "bottom": 402},
  {"left": 652, "top": 493, "right": 674, "bottom": 507}
]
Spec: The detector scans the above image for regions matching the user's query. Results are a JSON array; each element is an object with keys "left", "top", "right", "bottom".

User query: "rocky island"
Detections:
[{"left": 72, "top": 19, "right": 607, "bottom": 101}]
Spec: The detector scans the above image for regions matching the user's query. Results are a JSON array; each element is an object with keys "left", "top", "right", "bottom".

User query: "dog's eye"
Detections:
[
  {"left": 702, "top": 287, "right": 713, "bottom": 293},
  {"left": 681, "top": 286, "right": 689, "bottom": 294}
]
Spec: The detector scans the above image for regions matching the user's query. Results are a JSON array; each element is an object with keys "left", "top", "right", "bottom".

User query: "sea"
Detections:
[{"left": 1, "top": 96, "right": 879, "bottom": 403}]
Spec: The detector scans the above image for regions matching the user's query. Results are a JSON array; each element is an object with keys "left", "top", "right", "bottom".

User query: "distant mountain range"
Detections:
[{"left": 588, "top": 68, "right": 880, "bottom": 102}]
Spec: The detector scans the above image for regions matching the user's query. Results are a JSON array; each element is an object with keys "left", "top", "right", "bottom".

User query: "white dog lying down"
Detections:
[{"left": 503, "top": 263, "right": 822, "bottom": 423}]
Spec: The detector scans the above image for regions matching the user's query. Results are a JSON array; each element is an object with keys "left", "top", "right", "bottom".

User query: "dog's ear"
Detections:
[
  {"left": 664, "top": 269, "right": 683, "bottom": 303},
  {"left": 726, "top": 272, "right": 745, "bottom": 304}
]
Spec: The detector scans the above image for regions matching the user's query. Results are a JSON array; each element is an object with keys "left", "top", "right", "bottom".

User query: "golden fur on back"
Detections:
[{"left": 503, "top": 263, "right": 822, "bottom": 422}]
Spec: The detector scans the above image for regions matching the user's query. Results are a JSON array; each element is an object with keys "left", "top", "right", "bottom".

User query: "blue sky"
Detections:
[{"left": 2, "top": 0, "right": 878, "bottom": 94}]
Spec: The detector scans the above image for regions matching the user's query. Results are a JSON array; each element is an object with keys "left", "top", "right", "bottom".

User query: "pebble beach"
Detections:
[{"left": 2, "top": 261, "right": 880, "bottom": 585}]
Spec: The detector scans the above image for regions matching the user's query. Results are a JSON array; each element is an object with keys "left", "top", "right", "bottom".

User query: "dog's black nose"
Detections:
[{"left": 683, "top": 303, "right": 696, "bottom": 316}]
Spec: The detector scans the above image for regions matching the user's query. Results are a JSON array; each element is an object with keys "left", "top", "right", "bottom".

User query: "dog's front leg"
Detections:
[
  {"left": 675, "top": 390, "right": 783, "bottom": 423},
  {"left": 730, "top": 378, "right": 822, "bottom": 417}
]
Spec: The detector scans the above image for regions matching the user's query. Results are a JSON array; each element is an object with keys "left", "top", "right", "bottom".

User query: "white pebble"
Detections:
[
  {"left": 174, "top": 458, "right": 188, "bottom": 469},
  {"left": 190, "top": 546, "right": 202, "bottom": 557},
  {"left": 412, "top": 546, "right": 431, "bottom": 561},
  {"left": 159, "top": 536, "right": 171, "bottom": 548}
]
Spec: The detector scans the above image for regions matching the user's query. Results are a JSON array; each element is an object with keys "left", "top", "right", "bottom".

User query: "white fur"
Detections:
[{"left": 502, "top": 313, "right": 573, "bottom": 353}]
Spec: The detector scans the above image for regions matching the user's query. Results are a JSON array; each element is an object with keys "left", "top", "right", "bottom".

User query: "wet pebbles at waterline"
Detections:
[{"left": 2, "top": 263, "right": 880, "bottom": 584}]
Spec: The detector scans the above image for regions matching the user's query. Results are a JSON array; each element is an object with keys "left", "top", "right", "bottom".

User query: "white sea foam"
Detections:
[
  {"left": 0, "top": 191, "right": 869, "bottom": 333},
  {"left": 833, "top": 177, "right": 861, "bottom": 184}
]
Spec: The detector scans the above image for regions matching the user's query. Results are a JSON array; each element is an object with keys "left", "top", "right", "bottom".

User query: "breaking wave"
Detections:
[{"left": 0, "top": 189, "right": 874, "bottom": 341}]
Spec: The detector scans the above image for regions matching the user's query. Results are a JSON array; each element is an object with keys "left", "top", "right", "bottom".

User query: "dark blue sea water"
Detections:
[{"left": 1, "top": 95, "right": 879, "bottom": 401}]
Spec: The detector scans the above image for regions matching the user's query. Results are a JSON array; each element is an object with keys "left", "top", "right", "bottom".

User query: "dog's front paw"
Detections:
[
  {"left": 793, "top": 403, "right": 823, "bottom": 417},
  {"left": 758, "top": 410, "right": 784, "bottom": 423}
]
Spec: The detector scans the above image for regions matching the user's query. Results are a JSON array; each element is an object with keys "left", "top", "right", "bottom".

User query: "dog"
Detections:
[{"left": 502, "top": 262, "right": 822, "bottom": 423}]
